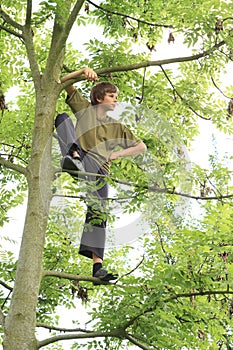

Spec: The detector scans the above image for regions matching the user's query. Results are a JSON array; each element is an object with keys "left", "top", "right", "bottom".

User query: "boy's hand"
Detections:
[
  {"left": 83, "top": 67, "right": 99, "bottom": 82},
  {"left": 109, "top": 142, "right": 147, "bottom": 161},
  {"left": 109, "top": 151, "right": 121, "bottom": 161}
]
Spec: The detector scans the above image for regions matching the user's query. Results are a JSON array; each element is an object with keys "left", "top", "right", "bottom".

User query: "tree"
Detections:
[{"left": 1, "top": 0, "right": 233, "bottom": 349}]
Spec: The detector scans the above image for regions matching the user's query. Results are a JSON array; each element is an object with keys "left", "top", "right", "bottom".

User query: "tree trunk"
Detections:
[{"left": 3, "top": 88, "right": 59, "bottom": 350}]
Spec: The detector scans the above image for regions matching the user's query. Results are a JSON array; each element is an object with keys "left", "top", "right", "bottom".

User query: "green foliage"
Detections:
[{"left": 0, "top": 239, "right": 17, "bottom": 317}]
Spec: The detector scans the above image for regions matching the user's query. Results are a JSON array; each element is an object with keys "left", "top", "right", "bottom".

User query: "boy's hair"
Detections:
[{"left": 90, "top": 82, "right": 118, "bottom": 105}]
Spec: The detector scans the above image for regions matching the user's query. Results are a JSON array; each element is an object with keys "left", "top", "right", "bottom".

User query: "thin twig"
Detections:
[
  {"left": 160, "top": 65, "right": 211, "bottom": 120},
  {"left": 36, "top": 323, "right": 93, "bottom": 333},
  {"left": 0, "top": 8, "right": 23, "bottom": 31},
  {"left": 116, "top": 255, "right": 145, "bottom": 281},
  {"left": 137, "top": 67, "right": 147, "bottom": 104},
  {"left": 87, "top": 0, "right": 172, "bottom": 29},
  {"left": 53, "top": 193, "right": 137, "bottom": 202},
  {"left": 125, "top": 333, "right": 155, "bottom": 350},
  {"left": 0, "top": 280, "right": 13, "bottom": 291},
  {"left": 56, "top": 168, "right": 233, "bottom": 201},
  {"left": 210, "top": 75, "right": 232, "bottom": 99},
  {"left": 0, "top": 156, "right": 27, "bottom": 175},
  {"left": 0, "top": 24, "right": 23, "bottom": 39},
  {"left": 155, "top": 222, "right": 170, "bottom": 264}
]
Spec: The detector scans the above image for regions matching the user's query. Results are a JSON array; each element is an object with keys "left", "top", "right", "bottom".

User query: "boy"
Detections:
[{"left": 55, "top": 67, "right": 147, "bottom": 282}]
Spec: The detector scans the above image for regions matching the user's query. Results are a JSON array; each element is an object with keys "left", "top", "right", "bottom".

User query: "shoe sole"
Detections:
[
  {"left": 100, "top": 273, "right": 118, "bottom": 281},
  {"left": 93, "top": 273, "right": 118, "bottom": 285}
]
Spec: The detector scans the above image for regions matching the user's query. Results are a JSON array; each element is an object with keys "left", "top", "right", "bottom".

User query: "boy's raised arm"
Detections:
[{"left": 61, "top": 67, "right": 98, "bottom": 96}]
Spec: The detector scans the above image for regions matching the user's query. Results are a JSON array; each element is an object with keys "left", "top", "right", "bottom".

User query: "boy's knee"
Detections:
[{"left": 55, "top": 112, "right": 70, "bottom": 127}]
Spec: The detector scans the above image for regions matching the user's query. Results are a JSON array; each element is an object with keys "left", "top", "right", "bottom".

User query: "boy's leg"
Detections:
[
  {"left": 55, "top": 113, "right": 81, "bottom": 157},
  {"left": 55, "top": 113, "right": 85, "bottom": 174},
  {"left": 78, "top": 174, "right": 107, "bottom": 261},
  {"left": 78, "top": 156, "right": 118, "bottom": 282},
  {"left": 92, "top": 253, "right": 118, "bottom": 283}
]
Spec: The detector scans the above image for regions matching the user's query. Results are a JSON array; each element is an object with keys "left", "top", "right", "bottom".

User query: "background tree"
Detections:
[{"left": 1, "top": 0, "right": 233, "bottom": 349}]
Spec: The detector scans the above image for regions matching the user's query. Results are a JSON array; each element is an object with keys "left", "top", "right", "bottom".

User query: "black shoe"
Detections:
[
  {"left": 61, "top": 155, "right": 85, "bottom": 176},
  {"left": 93, "top": 268, "right": 118, "bottom": 285}
]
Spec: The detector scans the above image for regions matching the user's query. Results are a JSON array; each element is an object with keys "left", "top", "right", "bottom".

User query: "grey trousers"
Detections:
[{"left": 55, "top": 113, "right": 108, "bottom": 260}]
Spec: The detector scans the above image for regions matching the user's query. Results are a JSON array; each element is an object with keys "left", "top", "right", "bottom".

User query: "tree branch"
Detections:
[
  {"left": 164, "top": 289, "right": 233, "bottom": 303},
  {"left": 38, "top": 329, "right": 123, "bottom": 348},
  {"left": 45, "top": 0, "right": 85, "bottom": 80},
  {"left": 125, "top": 333, "right": 154, "bottom": 350},
  {"left": 25, "top": 0, "right": 32, "bottom": 26},
  {"left": 0, "top": 84, "right": 7, "bottom": 114},
  {"left": 155, "top": 223, "right": 171, "bottom": 264},
  {"left": 64, "top": 0, "right": 86, "bottom": 39},
  {"left": 87, "top": 0, "right": 172, "bottom": 29},
  {"left": 42, "top": 270, "right": 113, "bottom": 285},
  {"left": 0, "top": 7, "right": 23, "bottom": 31},
  {"left": 36, "top": 323, "right": 93, "bottom": 333},
  {"left": 0, "top": 280, "right": 13, "bottom": 292},
  {"left": 0, "top": 156, "right": 27, "bottom": 176},
  {"left": 0, "top": 24, "right": 23, "bottom": 39},
  {"left": 160, "top": 65, "right": 211, "bottom": 120},
  {"left": 55, "top": 168, "right": 233, "bottom": 202},
  {"left": 0, "top": 152, "right": 29, "bottom": 165},
  {"left": 21, "top": 25, "right": 41, "bottom": 89},
  {"left": 125, "top": 288, "right": 233, "bottom": 329},
  {"left": 62, "top": 40, "right": 226, "bottom": 89},
  {"left": 53, "top": 193, "right": 136, "bottom": 203},
  {"left": 210, "top": 75, "right": 232, "bottom": 99},
  {"left": 117, "top": 255, "right": 145, "bottom": 281},
  {"left": 137, "top": 67, "right": 147, "bottom": 104}
]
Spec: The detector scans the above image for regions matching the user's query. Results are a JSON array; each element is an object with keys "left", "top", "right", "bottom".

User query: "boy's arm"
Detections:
[
  {"left": 61, "top": 67, "right": 98, "bottom": 96},
  {"left": 109, "top": 141, "right": 147, "bottom": 160}
]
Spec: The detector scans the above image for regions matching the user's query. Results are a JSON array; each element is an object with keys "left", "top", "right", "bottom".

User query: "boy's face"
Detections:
[{"left": 97, "top": 92, "right": 118, "bottom": 111}]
